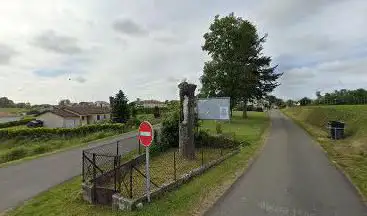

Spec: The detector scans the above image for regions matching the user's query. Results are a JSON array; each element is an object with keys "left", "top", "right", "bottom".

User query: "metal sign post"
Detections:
[
  {"left": 138, "top": 121, "right": 153, "bottom": 203},
  {"left": 145, "top": 146, "right": 151, "bottom": 202}
]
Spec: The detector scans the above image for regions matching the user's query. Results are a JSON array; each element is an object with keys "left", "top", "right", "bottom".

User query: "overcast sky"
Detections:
[{"left": 0, "top": 0, "right": 366, "bottom": 104}]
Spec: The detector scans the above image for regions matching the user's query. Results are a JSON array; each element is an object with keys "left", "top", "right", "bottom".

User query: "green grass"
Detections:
[
  {"left": 5, "top": 111, "right": 270, "bottom": 216},
  {"left": 283, "top": 105, "right": 367, "bottom": 200},
  {"left": 106, "top": 148, "right": 233, "bottom": 199},
  {"left": 0, "top": 108, "right": 29, "bottom": 114}
]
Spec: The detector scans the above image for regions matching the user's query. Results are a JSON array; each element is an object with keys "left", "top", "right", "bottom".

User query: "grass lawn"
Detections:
[
  {"left": 0, "top": 108, "right": 29, "bottom": 114},
  {"left": 283, "top": 105, "right": 367, "bottom": 200},
  {"left": 105, "top": 148, "right": 233, "bottom": 199},
  {"left": 5, "top": 111, "right": 269, "bottom": 216}
]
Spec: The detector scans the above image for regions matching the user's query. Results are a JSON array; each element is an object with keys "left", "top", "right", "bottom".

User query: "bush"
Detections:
[
  {"left": 255, "top": 107, "right": 263, "bottom": 112},
  {"left": 150, "top": 111, "right": 179, "bottom": 154},
  {"left": 0, "top": 118, "right": 35, "bottom": 129},
  {"left": 153, "top": 106, "right": 161, "bottom": 118},
  {"left": 215, "top": 122, "right": 223, "bottom": 134},
  {"left": 195, "top": 130, "right": 242, "bottom": 149},
  {"left": 126, "top": 118, "right": 141, "bottom": 128},
  {"left": 0, "top": 123, "right": 125, "bottom": 140}
]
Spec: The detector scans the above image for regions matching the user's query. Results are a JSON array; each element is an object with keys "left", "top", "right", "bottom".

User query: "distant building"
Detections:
[
  {"left": 133, "top": 99, "right": 167, "bottom": 108},
  {"left": 36, "top": 106, "right": 111, "bottom": 128},
  {"left": 95, "top": 101, "right": 110, "bottom": 108}
]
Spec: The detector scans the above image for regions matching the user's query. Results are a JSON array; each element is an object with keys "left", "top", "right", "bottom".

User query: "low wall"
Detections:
[{"left": 112, "top": 149, "right": 239, "bottom": 211}]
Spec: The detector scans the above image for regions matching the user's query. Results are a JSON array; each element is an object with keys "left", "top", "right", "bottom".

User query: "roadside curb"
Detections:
[
  {"left": 201, "top": 113, "right": 272, "bottom": 216},
  {"left": 281, "top": 110, "right": 367, "bottom": 206}
]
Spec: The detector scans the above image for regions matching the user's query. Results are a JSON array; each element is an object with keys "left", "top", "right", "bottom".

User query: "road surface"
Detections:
[
  {"left": 206, "top": 110, "right": 367, "bottom": 216},
  {"left": 0, "top": 130, "right": 140, "bottom": 212}
]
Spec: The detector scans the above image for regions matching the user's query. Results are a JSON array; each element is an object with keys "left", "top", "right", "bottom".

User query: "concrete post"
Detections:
[{"left": 178, "top": 81, "right": 197, "bottom": 159}]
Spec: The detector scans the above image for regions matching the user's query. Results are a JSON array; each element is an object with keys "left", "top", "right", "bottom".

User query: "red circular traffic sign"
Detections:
[{"left": 138, "top": 121, "right": 153, "bottom": 147}]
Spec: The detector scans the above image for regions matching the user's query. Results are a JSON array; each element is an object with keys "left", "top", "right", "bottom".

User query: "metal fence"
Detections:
[
  {"left": 82, "top": 136, "right": 143, "bottom": 183},
  {"left": 82, "top": 133, "right": 240, "bottom": 201}
]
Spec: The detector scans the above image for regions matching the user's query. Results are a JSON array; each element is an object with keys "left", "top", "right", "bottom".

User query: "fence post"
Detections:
[
  {"left": 118, "top": 155, "right": 121, "bottom": 192},
  {"left": 138, "top": 139, "right": 141, "bottom": 155},
  {"left": 92, "top": 153, "right": 96, "bottom": 203},
  {"left": 174, "top": 151, "right": 176, "bottom": 181},
  {"left": 114, "top": 156, "right": 117, "bottom": 192},
  {"left": 201, "top": 147, "right": 204, "bottom": 166},
  {"left": 82, "top": 151, "right": 85, "bottom": 182},
  {"left": 116, "top": 141, "right": 119, "bottom": 156},
  {"left": 130, "top": 164, "right": 133, "bottom": 199},
  {"left": 220, "top": 148, "right": 223, "bottom": 157}
]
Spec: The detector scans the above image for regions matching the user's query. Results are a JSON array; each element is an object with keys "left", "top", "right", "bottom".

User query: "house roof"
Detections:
[
  {"left": 61, "top": 106, "right": 111, "bottom": 115},
  {"left": 51, "top": 109, "right": 79, "bottom": 118},
  {"left": 0, "top": 112, "right": 18, "bottom": 117}
]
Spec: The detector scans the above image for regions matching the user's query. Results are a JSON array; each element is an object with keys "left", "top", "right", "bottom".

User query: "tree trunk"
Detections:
[{"left": 242, "top": 101, "right": 248, "bottom": 119}]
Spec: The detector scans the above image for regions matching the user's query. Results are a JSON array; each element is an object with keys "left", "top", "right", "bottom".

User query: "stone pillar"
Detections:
[{"left": 178, "top": 81, "right": 197, "bottom": 159}]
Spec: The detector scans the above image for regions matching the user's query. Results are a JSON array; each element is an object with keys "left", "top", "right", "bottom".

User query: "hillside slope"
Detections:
[{"left": 283, "top": 105, "right": 367, "bottom": 200}]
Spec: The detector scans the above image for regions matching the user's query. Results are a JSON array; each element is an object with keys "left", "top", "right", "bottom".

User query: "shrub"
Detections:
[
  {"left": 126, "top": 118, "right": 141, "bottom": 128},
  {"left": 0, "top": 123, "right": 125, "bottom": 140},
  {"left": 255, "top": 107, "right": 263, "bottom": 112},
  {"left": 153, "top": 106, "right": 160, "bottom": 118},
  {"left": 195, "top": 130, "right": 241, "bottom": 149},
  {"left": 215, "top": 122, "right": 223, "bottom": 134},
  {"left": 150, "top": 111, "right": 179, "bottom": 154},
  {"left": 160, "top": 111, "right": 179, "bottom": 148}
]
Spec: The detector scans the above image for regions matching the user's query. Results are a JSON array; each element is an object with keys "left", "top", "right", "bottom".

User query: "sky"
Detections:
[{"left": 0, "top": 0, "right": 366, "bottom": 104}]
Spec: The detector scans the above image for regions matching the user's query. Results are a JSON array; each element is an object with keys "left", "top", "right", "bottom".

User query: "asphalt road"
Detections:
[
  {"left": 0, "top": 130, "right": 141, "bottom": 212},
  {"left": 206, "top": 110, "right": 367, "bottom": 216}
]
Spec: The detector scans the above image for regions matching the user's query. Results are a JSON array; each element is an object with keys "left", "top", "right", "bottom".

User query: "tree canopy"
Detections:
[
  {"left": 110, "top": 90, "right": 130, "bottom": 123},
  {"left": 199, "top": 13, "right": 282, "bottom": 118},
  {"left": 314, "top": 88, "right": 367, "bottom": 105}
]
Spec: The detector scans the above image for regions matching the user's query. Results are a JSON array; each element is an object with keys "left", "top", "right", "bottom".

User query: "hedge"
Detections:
[
  {"left": 0, "top": 118, "right": 35, "bottom": 129},
  {"left": 0, "top": 123, "right": 125, "bottom": 140}
]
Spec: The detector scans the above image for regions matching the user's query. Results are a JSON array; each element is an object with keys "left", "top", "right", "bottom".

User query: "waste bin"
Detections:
[{"left": 328, "top": 121, "right": 345, "bottom": 140}]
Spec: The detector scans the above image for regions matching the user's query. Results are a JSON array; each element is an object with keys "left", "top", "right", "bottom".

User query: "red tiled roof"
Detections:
[{"left": 0, "top": 112, "right": 18, "bottom": 117}]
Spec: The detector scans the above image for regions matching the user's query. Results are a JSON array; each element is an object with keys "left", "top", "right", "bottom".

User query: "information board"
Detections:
[{"left": 197, "top": 97, "right": 230, "bottom": 120}]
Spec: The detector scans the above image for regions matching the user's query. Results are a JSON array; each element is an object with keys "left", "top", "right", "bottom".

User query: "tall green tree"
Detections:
[
  {"left": 200, "top": 13, "right": 282, "bottom": 118},
  {"left": 0, "top": 97, "right": 15, "bottom": 108},
  {"left": 110, "top": 90, "right": 130, "bottom": 123}
]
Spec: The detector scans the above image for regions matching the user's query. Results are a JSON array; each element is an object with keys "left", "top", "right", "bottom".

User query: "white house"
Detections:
[{"left": 36, "top": 106, "right": 111, "bottom": 128}]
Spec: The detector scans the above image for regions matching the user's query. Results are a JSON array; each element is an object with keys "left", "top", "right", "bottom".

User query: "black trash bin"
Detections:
[{"left": 328, "top": 121, "right": 345, "bottom": 140}]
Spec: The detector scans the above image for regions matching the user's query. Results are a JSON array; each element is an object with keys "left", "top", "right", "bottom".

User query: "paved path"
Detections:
[
  {"left": 206, "top": 110, "right": 367, "bottom": 216},
  {"left": 0, "top": 130, "right": 142, "bottom": 212}
]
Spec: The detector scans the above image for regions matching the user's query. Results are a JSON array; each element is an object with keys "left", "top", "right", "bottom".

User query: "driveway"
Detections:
[
  {"left": 206, "top": 110, "right": 367, "bottom": 216},
  {"left": 0, "top": 130, "right": 141, "bottom": 212}
]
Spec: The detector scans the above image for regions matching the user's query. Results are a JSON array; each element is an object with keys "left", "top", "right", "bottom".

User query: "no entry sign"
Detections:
[{"left": 138, "top": 121, "right": 153, "bottom": 147}]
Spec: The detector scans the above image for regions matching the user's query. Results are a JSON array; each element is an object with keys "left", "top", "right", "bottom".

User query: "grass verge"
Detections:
[
  {"left": 282, "top": 106, "right": 367, "bottom": 201},
  {"left": 5, "top": 111, "right": 269, "bottom": 216}
]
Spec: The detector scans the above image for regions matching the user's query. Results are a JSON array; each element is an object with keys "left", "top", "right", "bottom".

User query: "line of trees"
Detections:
[
  {"left": 314, "top": 88, "right": 367, "bottom": 105},
  {"left": 285, "top": 88, "right": 367, "bottom": 107},
  {"left": 0, "top": 97, "right": 31, "bottom": 109}
]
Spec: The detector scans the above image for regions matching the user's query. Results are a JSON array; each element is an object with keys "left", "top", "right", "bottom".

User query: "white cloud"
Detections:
[{"left": 0, "top": 0, "right": 366, "bottom": 104}]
